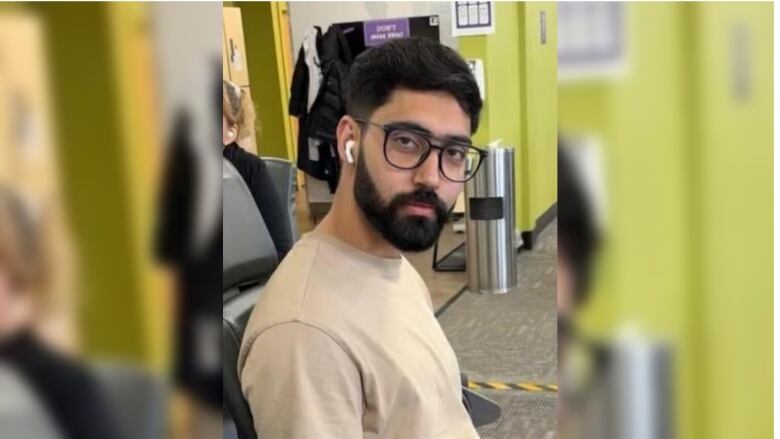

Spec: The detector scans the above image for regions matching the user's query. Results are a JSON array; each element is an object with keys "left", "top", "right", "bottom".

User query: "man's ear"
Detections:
[{"left": 335, "top": 115, "right": 360, "bottom": 165}]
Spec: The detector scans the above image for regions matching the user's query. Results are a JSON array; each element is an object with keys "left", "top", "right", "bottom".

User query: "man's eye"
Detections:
[
  {"left": 393, "top": 135, "right": 420, "bottom": 150},
  {"left": 445, "top": 147, "right": 467, "bottom": 160}
]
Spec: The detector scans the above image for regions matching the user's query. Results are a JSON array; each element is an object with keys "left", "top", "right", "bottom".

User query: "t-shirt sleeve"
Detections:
[{"left": 240, "top": 322, "right": 363, "bottom": 438}]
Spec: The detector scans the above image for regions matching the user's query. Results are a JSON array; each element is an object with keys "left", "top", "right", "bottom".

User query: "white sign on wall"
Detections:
[
  {"left": 558, "top": 2, "right": 627, "bottom": 81},
  {"left": 451, "top": 1, "right": 495, "bottom": 37},
  {"left": 467, "top": 59, "right": 486, "bottom": 101}
]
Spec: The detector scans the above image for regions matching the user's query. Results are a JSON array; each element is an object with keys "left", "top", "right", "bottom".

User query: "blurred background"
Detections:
[
  {"left": 558, "top": 2, "right": 772, "bottom": 439},
  {"left": 0, "top": 2, "right": 772, "bottom": 439},
  {"left": 0, "top": 2, "right": 220, "bottom": 438}
]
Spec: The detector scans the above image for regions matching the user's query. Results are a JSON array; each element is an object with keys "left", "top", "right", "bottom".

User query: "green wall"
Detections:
[
  {"left": 30, "top": 3, "right": 149, "bottom": 361},
  {"left": 458, "top": 2, "right": 523, "bottom": 164},
  {"left": 559, "top": 7, "right": 698, "bottom": 437},
  {"left": 690, "top": 4, "right": 773, "bottom": 438},
  {"left": 559, "top": 3, "right": 772, "bottom": 438},
  {"left": 458, "top": 2, "right": 558, "bottom": 233},
  {"left": 519, "top": 3, "right": 558, "bottom": 230},
  {"left": 233, "top": 2, "right": 290, "bottom": 160}
]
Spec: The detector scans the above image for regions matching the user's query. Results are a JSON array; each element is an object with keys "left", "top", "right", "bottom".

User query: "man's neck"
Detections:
[{"left": 316, "top": 187, "right": 401, "bottom": 259}]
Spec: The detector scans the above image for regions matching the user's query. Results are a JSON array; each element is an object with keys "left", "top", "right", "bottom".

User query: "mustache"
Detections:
[{"left": 388, "top": 189, "right": 448, "bottom": 218}]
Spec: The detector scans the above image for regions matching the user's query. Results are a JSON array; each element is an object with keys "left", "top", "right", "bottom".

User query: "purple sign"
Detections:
[{"left": 363, "top": 18, "right": 410, "bottom": 47}]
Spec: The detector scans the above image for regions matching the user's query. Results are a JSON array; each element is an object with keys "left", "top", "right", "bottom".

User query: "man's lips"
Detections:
[{"left": 402, "top": 202, "right": 437, "bottom": 217}]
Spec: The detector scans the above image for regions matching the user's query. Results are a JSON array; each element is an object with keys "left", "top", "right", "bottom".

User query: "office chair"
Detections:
[{"left": 222, "top": 159, "right": 278, "bottom": 439}]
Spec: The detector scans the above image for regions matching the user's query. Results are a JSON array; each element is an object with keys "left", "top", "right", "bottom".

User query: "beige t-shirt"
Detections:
[{"left": 238, "top": 230, "right": 479, "bottom": 439}]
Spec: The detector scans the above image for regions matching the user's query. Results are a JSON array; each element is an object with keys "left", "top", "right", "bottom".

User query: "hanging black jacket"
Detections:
[
  {"left": 289, "top": 25, "right": 353, "bottom": 192},
  {"left": 155, "top": 112, "right": 222, "bottom": 408}
]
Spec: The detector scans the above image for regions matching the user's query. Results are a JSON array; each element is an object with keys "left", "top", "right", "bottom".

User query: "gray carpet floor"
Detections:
[{"left": 438, "top": 221, "right": 558, "bottom": 438}]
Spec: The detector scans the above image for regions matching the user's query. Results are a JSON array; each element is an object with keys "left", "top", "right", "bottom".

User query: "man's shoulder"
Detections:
[
  {"left": 238, "top": 238, "right": 328, "bottom": 351},
  {"left": 238, "top": 319, "right": 351, "bottom": 375},
  {"left": 400, "top": 256, "right": 434, "bottom": 309},
  {"left": 248, "top": 239, "right": 321, "bottom": 319}
]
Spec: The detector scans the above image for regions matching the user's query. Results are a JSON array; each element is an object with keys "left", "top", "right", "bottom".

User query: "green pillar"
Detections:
[
  {"left": 458, "top": 2, "right": 558, "bottom": 235},
  {"left": 29, "top": 3, "right": 149, "bottom": 362},
  {"left": 235, "top": 2, "right": 291, "bottom": 160}
]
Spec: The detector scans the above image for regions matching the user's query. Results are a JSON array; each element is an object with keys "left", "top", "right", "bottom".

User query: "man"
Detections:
[
  {"left": 557, "top": 144, "right": 603, "bottom": 439},
  {"left": 238, "top": 37, "right": 485, "bottom": 438},
  {"left": 557, "top": 144, "right": 600, "bottom": 341}
]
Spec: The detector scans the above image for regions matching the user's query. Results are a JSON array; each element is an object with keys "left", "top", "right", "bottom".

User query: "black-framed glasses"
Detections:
[{"left": 354, "top": 118, "right": 488, "bottom": 183}]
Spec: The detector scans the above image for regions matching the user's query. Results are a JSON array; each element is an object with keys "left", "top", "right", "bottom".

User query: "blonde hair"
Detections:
[{"left": 222, "top": 79, "right": 257, "bottom": 140}]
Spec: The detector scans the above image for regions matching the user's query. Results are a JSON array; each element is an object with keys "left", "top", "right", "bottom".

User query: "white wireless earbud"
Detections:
[{"left": 345, "top": 140, "right": 355, "bottom": 164}]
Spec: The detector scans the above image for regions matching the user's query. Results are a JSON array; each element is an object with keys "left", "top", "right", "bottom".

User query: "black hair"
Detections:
[
  {"left": 346, "top": 37, "right": 483, "bottom": 134},
  {"left": 558, "top": 144, "right": 600, "bottom": 306}
]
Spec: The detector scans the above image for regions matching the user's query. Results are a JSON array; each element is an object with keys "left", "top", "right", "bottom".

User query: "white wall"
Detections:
[
  {"left": 150, "top": 2, "right": 222, "bottom": 145},
  {"left": 150, "top": 3, "right": 222, "bottom": 247}
]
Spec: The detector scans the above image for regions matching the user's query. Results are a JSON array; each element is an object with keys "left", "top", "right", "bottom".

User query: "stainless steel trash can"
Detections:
[
  {"left": 465, "top": 146, "right": 517, "bottom": 294},
  {"left": 611, "top": 339, "right": 674, "bottom": 439}
]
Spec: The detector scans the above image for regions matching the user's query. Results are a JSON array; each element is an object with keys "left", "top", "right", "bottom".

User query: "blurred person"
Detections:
[
  {"left": 155, "top": 86, "right": 222, "bottom": 437},
  {"left": 0, "top": 188, "right": 122, "bottom": 439},
  {"left": 557, "top": 144, "right": 600, "bottom": 337},
  {"left": 557, "top": 144, "right": 608, "bottom": 439},
  {"left": 238, "top": 37, "right": 486, "bottom": 438},
  {"left": 222, "top": 79, "right": 294, "bottom": 261}
]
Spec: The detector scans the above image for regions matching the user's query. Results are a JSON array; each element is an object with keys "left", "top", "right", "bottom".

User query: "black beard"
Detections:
[{"left": 353, "top": 151, "right": 449, "bottom": 252}]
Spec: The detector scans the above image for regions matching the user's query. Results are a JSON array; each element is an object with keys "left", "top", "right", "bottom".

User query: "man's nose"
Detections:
[{"left": 412, "top": 150, "right": 441, "bottom": 189}]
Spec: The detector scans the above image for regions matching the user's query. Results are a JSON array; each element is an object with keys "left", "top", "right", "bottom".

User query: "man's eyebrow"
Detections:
[{"left": 387, "top": 120, "right": 472, "bottom": 145}]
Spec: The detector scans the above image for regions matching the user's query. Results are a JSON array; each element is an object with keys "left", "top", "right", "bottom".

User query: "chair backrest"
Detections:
[
  {"left": 222, "top": 159, "right": 278, "bottom": 294},
  {"left": 223, "top": 158, "right": 279, "bottom": 439},
  {"left": 0, "top": 365, "right": 61, "bottom": 439},
  {"left": 92, "top": 362, "right": 167, "bottom": 439},
  {"left": 261, "top": 157, "right": 299, "bottom": 244},
  {"left": 223, "top": 286, "right": 262, "bottom": 439}
]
